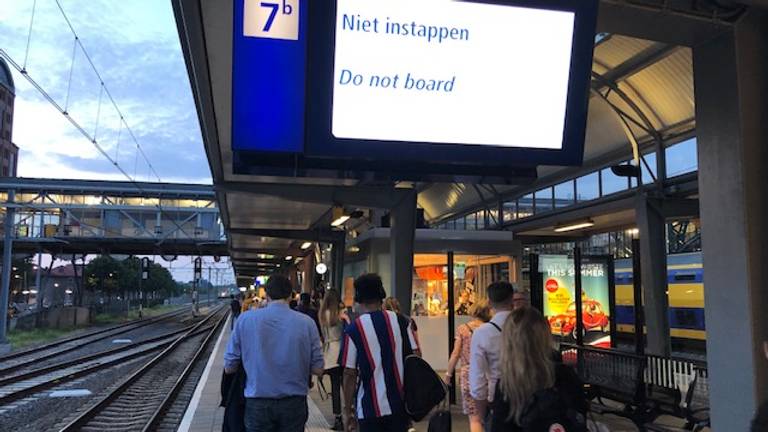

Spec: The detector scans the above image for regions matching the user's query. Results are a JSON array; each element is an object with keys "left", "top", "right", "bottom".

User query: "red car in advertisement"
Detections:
[{"left": 548, "top": 299, "right": 609, "bottom": 338}]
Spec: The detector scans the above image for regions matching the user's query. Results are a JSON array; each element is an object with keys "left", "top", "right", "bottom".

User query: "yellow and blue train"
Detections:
[{"left": 615, "top": 251, "right": 705, "bottom": 350}]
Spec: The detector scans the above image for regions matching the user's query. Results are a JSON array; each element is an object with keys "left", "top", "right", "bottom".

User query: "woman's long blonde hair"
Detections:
[
  {"left": 319, "top": 289, "right": 342, "bottom": 327},
  {"left": 499, "top": 307, "right": 555, "bottom": 424}
]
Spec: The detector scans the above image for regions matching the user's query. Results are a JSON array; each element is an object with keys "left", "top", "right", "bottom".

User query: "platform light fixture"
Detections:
[
  {"left": 554, "top": 219, "right": 595, "bottom": 233},
  {"left": 285, "top": 256, "right": 293, "bottom": 261},
  {"left": 331, "top": 206, "right": 351, "bottom": 227},
  {"left": 316, "top": 263, "right": 328, "bottom": 275},
  {"left": 65, "top": 289, "right": 73, "bottom": 294},
  {"left": 301, "top": 242, "right": 312, "bottom": 250}
]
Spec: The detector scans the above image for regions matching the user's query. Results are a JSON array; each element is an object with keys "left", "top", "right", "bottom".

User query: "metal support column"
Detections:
[
  {"left": 447, "top": 251, "right": 456, "bottom": 406},
  {"left": 636, "top": 197, "right": 670, "bottom": 356},
  {"left": 693, "top": 10, "right": 768, "bottom": 430},
  {"left": 332, "top": 237, "right": 346, "bottom": 295},
  {"left": 529, "top": 253, "right": 542, "bottom": 312},
  {"left": 35, "top": 252, "right": 42, "bottom": 309},
  {"left": 573, "top": 247, "right": 584, "bottom": 346},
  {"left": 631, "top": 238, "right": 645, "bottom": 356},
  {"left": 0, "top": 190, "right": 15, "bottom": 346},
  {"left": 389, "top": 189, "right": 417, "bottom": 314}
]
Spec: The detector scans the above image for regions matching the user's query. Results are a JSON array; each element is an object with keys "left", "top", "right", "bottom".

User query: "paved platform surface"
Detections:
[{"left": 180, "top": 318, "right": 707, "bottom": 432}]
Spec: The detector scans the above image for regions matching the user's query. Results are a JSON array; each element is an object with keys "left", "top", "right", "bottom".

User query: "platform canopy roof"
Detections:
[{"left": 172, "top": 0, "right": 753, "bottom": 277}]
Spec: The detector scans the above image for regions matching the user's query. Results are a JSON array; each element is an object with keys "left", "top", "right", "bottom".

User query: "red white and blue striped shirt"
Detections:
[{"left": 340, "top": 310, "right": 419, "bottom": 419}]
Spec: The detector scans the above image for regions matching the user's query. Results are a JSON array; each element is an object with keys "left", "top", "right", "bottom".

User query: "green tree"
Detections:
[{"left": 84, "top": 256, "right": 121, "bottom": 299}]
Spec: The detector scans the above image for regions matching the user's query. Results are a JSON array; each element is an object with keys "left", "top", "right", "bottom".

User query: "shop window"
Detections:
[
  {"left": 411, "top": 254, "right": 513, "bottom": 318},
  {"left": 576, "top": 172, "right": 599, "bottom": 202},
  {"left": 554, "top": 181, "right": 575, "bottom": 208},
  {"left": 666, "top": 138, "right": 698, "bottom": 178}
]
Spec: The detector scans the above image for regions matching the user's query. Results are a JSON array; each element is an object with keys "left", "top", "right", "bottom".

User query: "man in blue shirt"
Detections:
[{"left": 224, "top": 274, "right": 324, "bottom": 432}]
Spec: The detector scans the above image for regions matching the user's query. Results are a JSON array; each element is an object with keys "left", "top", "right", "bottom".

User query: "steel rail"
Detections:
[
  {"left": 57, "top": 307, "right": 227, "bottom": 431},
  {"left": 0, "top": 306, "right": 187, "bottom": 363},
  {"left": 0, "top": 323, "right": 197, "bottom": 387},
  {"left": 0, "top": 322, "right": 218, "bottom": 406}
]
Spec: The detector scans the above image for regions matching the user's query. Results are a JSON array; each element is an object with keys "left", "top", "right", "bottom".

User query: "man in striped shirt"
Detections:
[{"left": 341, "top": 273, "right": 420, "bottom": 432}]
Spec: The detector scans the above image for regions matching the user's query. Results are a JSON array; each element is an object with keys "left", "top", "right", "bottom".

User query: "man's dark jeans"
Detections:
[{"left": 244, "top": 396, "right": 308, "bottom": 432}]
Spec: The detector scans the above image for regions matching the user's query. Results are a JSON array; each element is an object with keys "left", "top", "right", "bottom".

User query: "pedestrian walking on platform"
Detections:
[
  {"left": 445, "top": 300, "right": 493, "bottom": 432},
  {"left": 224, "top": 274, "right": 324, "bottom": 432},
  {"left": 319, "top": 288, "right": 350, "bottom": 430},
  {"left": 298, "top": 292, "right": 323, "bottom": 339},
  {"left": 490, "top": 307, "right": 587, "bottom": 432},
  {"left": 469, "top": 281, "right": 516, "bottom": 427},
  {"left": 229, "top": 294, "right": 241, "bottom": 329},
  {"left": 341, "top": 274, "right": 419, "bottom": 432}
]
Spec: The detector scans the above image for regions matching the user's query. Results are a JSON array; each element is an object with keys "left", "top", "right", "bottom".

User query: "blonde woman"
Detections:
[
  {"left": 491, "top": 307, "right": 587, "bottom": 431},
  {"left": 319, "top": 289, "right": 349, "bottom": 431},
  {"left": 445, "top": 301, "right": 492, "bottom": 432}
]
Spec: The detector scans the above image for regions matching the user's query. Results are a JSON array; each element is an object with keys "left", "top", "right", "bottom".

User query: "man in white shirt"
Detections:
[{"left": 469, "top": 281, "right": 516, "bottom": 426}]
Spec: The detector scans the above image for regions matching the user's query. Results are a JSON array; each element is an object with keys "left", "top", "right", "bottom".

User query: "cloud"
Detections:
[{"left": 1, "top": 0, "right": 212, "bottom": 184}]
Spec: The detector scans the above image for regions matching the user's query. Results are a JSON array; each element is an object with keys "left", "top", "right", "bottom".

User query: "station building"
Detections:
[{"left": 0, "top": 57, "right": 17, "bottom": 178}]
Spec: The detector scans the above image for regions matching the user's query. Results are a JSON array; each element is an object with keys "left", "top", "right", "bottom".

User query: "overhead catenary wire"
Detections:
[{"left": 0, "top": 1, "right": 210, "bottom": 251}]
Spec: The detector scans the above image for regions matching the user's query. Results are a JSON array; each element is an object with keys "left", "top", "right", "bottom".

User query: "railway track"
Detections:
[
  {"left": 56, "top": 306, "right": 228, "bottom": 432},
  {"left": 0, "top": 307, "right": 190, "bottom": 376}
]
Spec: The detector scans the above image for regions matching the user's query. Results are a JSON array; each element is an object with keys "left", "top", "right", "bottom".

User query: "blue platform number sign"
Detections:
[{"left": 244, "top": 0, "right": 299, "bottom": 40}]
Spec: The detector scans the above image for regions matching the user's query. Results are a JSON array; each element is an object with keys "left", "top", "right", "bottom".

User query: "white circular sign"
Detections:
[{"left": 316, "top": 263, "right": 328, "bottom": 274}]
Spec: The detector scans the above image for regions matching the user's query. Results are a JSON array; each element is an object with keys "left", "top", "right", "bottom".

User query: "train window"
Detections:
[
  {"left": 673, "top": 273, "right": 697, "bottom": 281},
  {"left": 673, "top": 309, "right": 699, "bottom": 328}
]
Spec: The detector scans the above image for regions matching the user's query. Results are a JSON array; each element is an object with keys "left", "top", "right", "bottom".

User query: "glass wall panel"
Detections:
[
  {"left": 601, "top": 167, "right": 629, "bottom": 195},
  {"left": 666, "top": 138, "right": 698, "bottom": 177},
  {"left": 465, "top": 212, "right": 477, "bottom": 230},
  {"left": 534, "top": 188, "right": 553, "bottom": 214},
  {"left": 554, "top": 181, "right": 575, "bottom": 208},
  {"left": 576, "top": 172, "right": 599, "bottom": 202},
  {"left": 518, "top": 194, "right": 534, "bottom": 218},
  {"left": 502, "top": 201, "right": 517, "bottom": 223}
]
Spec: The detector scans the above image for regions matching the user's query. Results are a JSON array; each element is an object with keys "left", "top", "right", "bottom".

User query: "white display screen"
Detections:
[{"left": 331, "top": 0, "right": 576, "bottom": 150}]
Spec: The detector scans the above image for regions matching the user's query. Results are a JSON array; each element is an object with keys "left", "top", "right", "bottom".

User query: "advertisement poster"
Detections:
[{"left": 539, "top": 255, "right": 611, "bottom": 346}]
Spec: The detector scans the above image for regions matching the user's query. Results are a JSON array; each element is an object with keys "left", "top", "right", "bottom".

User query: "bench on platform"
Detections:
[{"left": 560, "top": 344, "right": 709, "bottom": 431}]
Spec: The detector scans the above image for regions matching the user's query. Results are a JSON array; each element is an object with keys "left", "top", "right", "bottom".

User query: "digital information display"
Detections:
[
  {"left": 332, "top": 0, "right": 575, "bottom": 149},
  {"left": 539, "top": 255, "right": 612, "bottom": 346},
  {"left": 231, "top": 0, "right": 597, "bottom": 176}
]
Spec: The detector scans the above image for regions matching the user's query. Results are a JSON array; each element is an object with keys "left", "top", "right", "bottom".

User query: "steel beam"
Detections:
[
  {"left": 389, "top": 189, "right": 417, "bottom": 314},
  {"left": 597, "top": 0, "right": 733, "bottom": 47},
  {"left": 229, "top": 228, "right": 345, "bottom": 243},
  {"left": 217, "top": 181, "right": 414, "bottom": 209},
  {"left": 0, "top": 191, "right": 14, "bottom": 346},
  {"left": 592, "top": 43, "right": 678, "bottom": 91}
]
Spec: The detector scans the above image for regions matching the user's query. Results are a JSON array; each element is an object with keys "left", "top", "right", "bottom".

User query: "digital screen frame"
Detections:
[{"left": 231, "top": 0, "right": 598, "bottom": 176}]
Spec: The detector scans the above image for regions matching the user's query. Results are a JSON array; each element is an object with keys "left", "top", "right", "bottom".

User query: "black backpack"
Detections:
[
  {"left": 518, "top": 387, "right": 587, "bottom": 432},
  {"left": 403, "top": 354, "right": 447, "bottom": 421}
]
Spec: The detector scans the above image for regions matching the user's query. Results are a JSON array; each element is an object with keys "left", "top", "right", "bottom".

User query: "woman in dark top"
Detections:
[{"left": 491, "top": 307, "right": 587, "bottom": 432}]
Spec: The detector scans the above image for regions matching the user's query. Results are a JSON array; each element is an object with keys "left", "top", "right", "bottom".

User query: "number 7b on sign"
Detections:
[{"left": 243, "top": 0, "right": 299, "bottom": 40}]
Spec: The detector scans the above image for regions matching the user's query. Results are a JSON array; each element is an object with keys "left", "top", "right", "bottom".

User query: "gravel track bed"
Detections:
[
  {"left": 68, "top": 331, "right": 211, "bottom": 432},
  {"left": 0, "top": 310, "right": 194, "bottom": 378},
  {"left": 153, "top": 323, "right": 222, "bottom": 432},
  {"left": 0, "top": 354, "right": 153, "bottom": 432}
]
